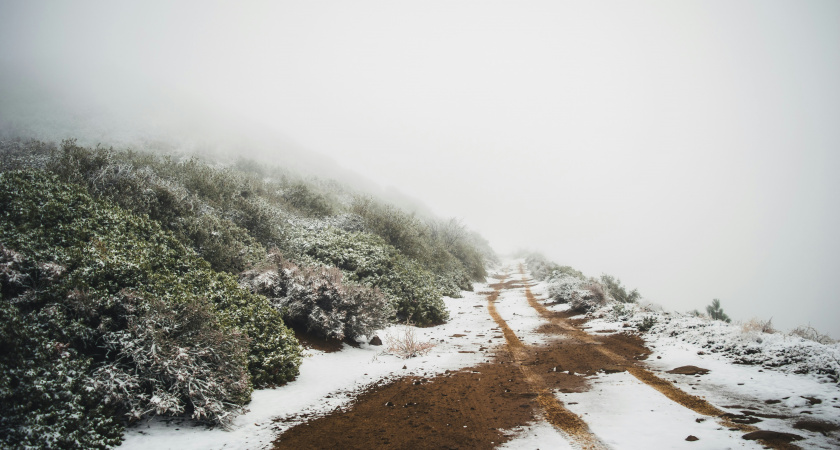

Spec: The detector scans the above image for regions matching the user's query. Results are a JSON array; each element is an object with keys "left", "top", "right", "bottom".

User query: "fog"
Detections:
[{"left": 1, "top": 1, "right": 838, "bottom": 337}]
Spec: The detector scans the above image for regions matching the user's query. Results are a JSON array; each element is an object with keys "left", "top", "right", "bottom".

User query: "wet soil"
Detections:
[{"left": 273, "top": 351, "right": 538, "bottom": 449}]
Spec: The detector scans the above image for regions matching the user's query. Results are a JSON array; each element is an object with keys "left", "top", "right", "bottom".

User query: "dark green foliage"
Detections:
[
  {"left": 44, "top": 140, "right": 268, "bottom": 273},
  {"left": 638, "top": 316, "right": 657, "bottom": 332},
  {"left": 706, "top": 298, "right": 732, "bottom": 323},
  {"left": 600, "top": 274, "right": 641, "bottom": 303},
  {"left": 0, "top": 170, "right": 301, "bottom": 433},
  {"left": 292, "top": 227, "right": 448, "bottom": 326},
  {"left": 0, "top": 300, "right": 123, "bottom": 449}
]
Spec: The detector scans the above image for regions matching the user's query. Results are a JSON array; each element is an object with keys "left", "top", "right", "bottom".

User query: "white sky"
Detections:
[{"left": 1, "top": 1, "right": 839, "bottom": 336}]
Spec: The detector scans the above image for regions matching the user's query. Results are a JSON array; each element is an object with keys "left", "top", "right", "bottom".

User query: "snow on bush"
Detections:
[
  {"left": 545, "top": 273, "right": 607, "bottom": 312},
  {"left": 240, "top": 252, "right": 392, "bottom": 340},
  {"left": 87, "top": 291, "right": 252, "bottom": 427},
  {"left": 589, "top": 302, "right": 840, "bottom": 383},
  {"left": 291, "top": 227, "right": 449, "bottom": 326}
]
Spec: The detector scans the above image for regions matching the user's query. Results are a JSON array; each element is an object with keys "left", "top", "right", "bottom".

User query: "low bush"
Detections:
[
  {"left": 525, "top": 253, "right": 584, "bottom": 281},
  {"left": 600, "top": 274, "right": 640, "bottom": 303},
  {"left": 291, "top": 227, "right": 448, "bottom": 326},
  {"left": 638, "top": 316, "right": 657, "bottom": 332},
  {"left": 706, "top": 299, "right": 731, "bottom": 323},
  {"left": 240, "top": 253, "right": 392, "bottom": 340},
  {"left": 546, "top": 273, "right": 607, "bottom": 313}
]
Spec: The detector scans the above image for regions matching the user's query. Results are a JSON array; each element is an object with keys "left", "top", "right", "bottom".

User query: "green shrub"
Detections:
[
  {"left": 638, "top": 316, "right": 657, "bottom": 332},
  {"left": 706, "top": 298, "right": 731, "bottom": 323},
  {"left": 0, "top": 299, "right": 123, "bottom": 449},
  {"left": 291, "top": 227, "right": 448, "bottom": 326},
  {"left": 42, "top": 140, "right": 269, "bottom": 274},
  {"left": 0, "top": 170, "right": 301, "bottom": 431}
]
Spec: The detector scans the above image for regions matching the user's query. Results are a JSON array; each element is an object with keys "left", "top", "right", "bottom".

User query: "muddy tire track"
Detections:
[
  {"left": 485, "top": 276, "right": 606, "bottom": 449},
  {"left": 514, "top": 264, "right": 802, "bottom": 450}
]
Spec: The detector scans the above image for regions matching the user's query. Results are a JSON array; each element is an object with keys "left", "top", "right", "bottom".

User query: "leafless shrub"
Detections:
[
  {"left": 384, "top": 322, "right": 435, "bottom": 358},
  {"left": 790, "top": 325, "right": 836, "bottom": 345},
  {"left": 741, "top": 318, "right": 776, "bottom": 334}
]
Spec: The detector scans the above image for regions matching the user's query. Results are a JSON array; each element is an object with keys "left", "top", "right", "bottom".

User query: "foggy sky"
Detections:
[{"left": 1, "top": 1, "right": 839, "bottom": 337}]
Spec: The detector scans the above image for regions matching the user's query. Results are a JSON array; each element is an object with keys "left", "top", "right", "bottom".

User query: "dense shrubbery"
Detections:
[
  {"left": 0, "top": 171, "right": 301, "bottom": 444},
  {"left": 241, "top": 252, "right": 392, "bottom": 340},
  {"left": 291, "top": 227, "right": 448, "bottom": 325},
  {"left": 352, "top": 198, "right": 492, "bottom": 286},
  {"left": 0, "top": 137, "right": 496, "bottom": 445},
  {"left": 0, "top": 298, "right": 123, "bottom": 449}
]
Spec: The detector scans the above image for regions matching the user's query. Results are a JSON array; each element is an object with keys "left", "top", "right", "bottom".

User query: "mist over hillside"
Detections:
[{"left": 2, "top": 1, "right": 838, "bottom": 337}]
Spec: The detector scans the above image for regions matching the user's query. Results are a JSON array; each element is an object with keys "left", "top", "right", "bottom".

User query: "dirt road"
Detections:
[{"left": 272, "top": 265, "right": 804, "bottom": 449}]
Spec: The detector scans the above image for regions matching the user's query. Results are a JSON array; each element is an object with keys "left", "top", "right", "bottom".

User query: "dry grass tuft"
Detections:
[
  {"left": 384, "top": 322, "right": 436, "bottom": 358},
  {"left": 789, "top": 325, "right": 835, "bottom": 345},
  {"left": 741, "top": 318, "right": 776, "bottom": 334}
]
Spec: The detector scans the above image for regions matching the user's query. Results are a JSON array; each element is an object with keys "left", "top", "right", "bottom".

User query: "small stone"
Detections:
[
  {"left": 686, "top": 435, "right": 699, "bottom": 441},
  {"left": 384, "top": 401, "right": 394, "bottom": 407},
  {"left": 369, "top": 336, "right": 383, "bottom": 346},
  {"left": 402, "top": 365, "right": 407, "bottom": 370}
]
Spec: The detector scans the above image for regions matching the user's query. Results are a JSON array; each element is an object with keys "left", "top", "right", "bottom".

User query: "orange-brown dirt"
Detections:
[{"left": 272, "top": 266, "right": 802, "bottom": 450}]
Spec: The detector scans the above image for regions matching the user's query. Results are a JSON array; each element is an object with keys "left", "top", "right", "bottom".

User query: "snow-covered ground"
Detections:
[{"left": 121, "top": 259, "right": 840, "bottom": 449}]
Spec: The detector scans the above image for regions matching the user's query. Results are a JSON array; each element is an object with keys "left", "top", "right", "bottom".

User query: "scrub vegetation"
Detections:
[
  {"left": 525, "top": 253, "right": 641, "bottom": 312},
  {"left": 0, "top": 138, "right": 495, "bottom": 447}
]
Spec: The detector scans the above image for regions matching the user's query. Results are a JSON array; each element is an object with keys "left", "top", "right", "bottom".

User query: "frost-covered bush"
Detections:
[
  {"left": 240, "top": 253, "right": 392, "bottom": 340},
  {"left": 0, "top": 297, "right": 123, "bottom": 449},
  {"left": 545, "top": 274, "right": 606, "bottom": 312},
  {"left": 291, "top": 227, "right": 448, "bottom": 325},
  {"left": 600, "top": 274, "right": 640, "bottom": 303},
  {"left": 87, "top": 291, "right": 251, "bottom": 426},
  {"left": 352, "top": 197, "right": 491, "bottom": 283},
  {"left": 525, "top": 253, "right": 585, "bottom": 282},
  {"left": 282, "top": 181, "right": 337, "bottom": 217},
  {"left": 40, "top": 140, "right": 269, "bottom": 274},
  {"left": 0, "top": 170, "right": 301, "bottom": 434}
]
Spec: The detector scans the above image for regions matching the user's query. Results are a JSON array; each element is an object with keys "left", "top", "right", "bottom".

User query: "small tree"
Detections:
[{"left": 706, "top": 299, "right": 731, "bottom": 323}]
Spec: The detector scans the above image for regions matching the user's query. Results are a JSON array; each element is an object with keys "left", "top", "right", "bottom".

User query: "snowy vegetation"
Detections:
[
  {"left": 590, "top": 301, "right": 840, "bottom": 383},
  {"left": 0, "top": 138, "right": 495, "bottom": 447},
  {"left": 525, "top": 253, "right": 638, "bottom": 312},
  {"left": 240, "top": 251, "right": 392, "bottom": 340}
]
